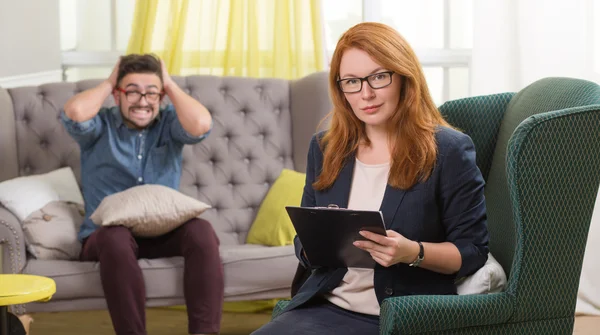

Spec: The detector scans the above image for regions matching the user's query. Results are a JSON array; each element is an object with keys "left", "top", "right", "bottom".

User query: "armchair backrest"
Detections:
[
  {"left": 442, "top": 77, "right": 600, "bottom": 324},
  {"left": 495, "top": 78, "right": 600, "bottom": 323},
  {"left": 486, "top": 78, "right": 600, "bottom": 277},
  {"left": 438, "top": 92, "right": 515, "bottom": 275},
  {"left": 439, "top": 93, "right": 514, "bottom": 181}
]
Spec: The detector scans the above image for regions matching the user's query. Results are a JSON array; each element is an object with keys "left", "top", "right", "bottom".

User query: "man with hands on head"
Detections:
[{"left": 62, "top": 54, "right": 223, "bottom": 335}]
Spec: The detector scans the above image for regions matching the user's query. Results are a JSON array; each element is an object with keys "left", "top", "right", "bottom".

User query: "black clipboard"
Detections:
[{"left": 285, "top": 206, "right": 387, "bottom": 268}]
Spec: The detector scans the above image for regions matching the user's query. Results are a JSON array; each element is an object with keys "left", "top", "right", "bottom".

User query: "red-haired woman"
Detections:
[{"left": 253, "top": 22, "right": 489, "bottom": 335}]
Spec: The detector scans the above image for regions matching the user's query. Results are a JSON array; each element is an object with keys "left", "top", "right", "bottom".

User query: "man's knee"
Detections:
[
  {"left": 95, "top": 226, "right": 137, "bottom": 259},
  {"left": 180, "top": 218, "right": 220, "bottom": 250}
]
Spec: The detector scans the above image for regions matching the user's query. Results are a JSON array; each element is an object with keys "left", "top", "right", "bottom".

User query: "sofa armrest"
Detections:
[
  {"left": 379, "top": 293, "right": 513, "bottom": 334},
  {"left": 0, "top": 205, "right": 26, "bottom": 274}
]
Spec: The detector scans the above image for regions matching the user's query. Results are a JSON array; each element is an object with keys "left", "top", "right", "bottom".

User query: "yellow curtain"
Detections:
[
  {"left": 125, "top": 0, "right": 157, "bottom": 54},
  {"left": 127, "top": 0, "right": 324, "bottom": 312},
  {"left": 127, "top": 0, "right": 325, "bottom": 79}
]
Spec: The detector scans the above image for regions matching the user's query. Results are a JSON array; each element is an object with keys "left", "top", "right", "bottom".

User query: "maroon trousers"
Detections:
[{"left": 81, "top": 218, "right": 224, "bottom": 335}]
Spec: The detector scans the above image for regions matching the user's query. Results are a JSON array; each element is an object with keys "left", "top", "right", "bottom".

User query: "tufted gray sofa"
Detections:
[{"left": 0, "top": 72, "right": 332, "bottom": 314}]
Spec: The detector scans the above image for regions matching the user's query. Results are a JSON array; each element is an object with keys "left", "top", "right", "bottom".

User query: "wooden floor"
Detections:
[
  {"left": 28, "top": 308, "right": 271, "bottom": 335},
  {"left": 574, "top": 316, "right": 600, "bottom": 335},
  {"left": 24, "top": 309, "right": 600, "bottom": 334}
]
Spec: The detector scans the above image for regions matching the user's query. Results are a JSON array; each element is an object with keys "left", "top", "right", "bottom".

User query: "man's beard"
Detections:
[{"left": 121, "top": 102, "right": 157, "bottom": 129}]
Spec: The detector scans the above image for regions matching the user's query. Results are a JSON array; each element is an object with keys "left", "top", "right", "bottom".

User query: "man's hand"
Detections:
[
  {"left": 353, "top": 230, "right": 420, "bottom": 267},
  {"left": 65, "top": 58, "right": 120, "bottom": 122},
  {"left": 106, "top": 58, "right": 121, "bottom": 89},
  {"left": 158, "top": 58, "right": 212, "bottom": 138},
  {"left": 160, "top": 59, "right": 174, "bottom": 91}
]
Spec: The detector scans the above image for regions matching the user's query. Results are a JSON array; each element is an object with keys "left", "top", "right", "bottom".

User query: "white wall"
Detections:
[
  {"left": 472, "top": 0, "right": 598, "bottom": 95},
  {"left": 0, "top": 0, "right": 62, "bottom": 87}
]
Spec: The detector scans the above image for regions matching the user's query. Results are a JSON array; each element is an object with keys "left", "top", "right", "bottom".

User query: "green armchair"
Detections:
[{"left": 273, "top": 77, "right": 600, "bottom": 334}]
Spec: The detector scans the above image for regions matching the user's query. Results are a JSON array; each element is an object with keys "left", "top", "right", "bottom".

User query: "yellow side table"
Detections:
[{"left": 0, "top": 274, "right": 56, "bottom": 335}]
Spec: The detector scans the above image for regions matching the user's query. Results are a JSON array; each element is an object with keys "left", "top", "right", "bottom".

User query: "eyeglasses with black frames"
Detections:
[
  {"left": 337, "top": 71, "right": 394, "bottom": 93},
  {"left": 115, "top": 88, "right": 164, "bottom": 103}
]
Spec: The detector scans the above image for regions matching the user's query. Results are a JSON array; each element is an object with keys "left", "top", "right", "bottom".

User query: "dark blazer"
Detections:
[{"left": 283, "top": 126, "right": 489, "bottom": 313}]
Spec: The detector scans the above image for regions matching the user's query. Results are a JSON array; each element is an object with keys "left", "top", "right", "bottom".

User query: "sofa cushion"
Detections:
[
  {"left": 23, "top": 244, "right": 296, "bottom": 301},
  {"left": 246, "top": 169, "right": 305, "bottom": 246},
  {"left": 22, "top": 201, "right": 85, "bottom": 260},
  {"left": 0, "top": 167, "right": 83, "bottom": 221},
  {"left": 172, "top": 76, "right": 296, "bottom": 246},
  {"left": 89, "top": 184, "right": 211, "bottom": 237}
]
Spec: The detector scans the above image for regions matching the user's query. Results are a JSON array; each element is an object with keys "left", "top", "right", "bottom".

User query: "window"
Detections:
[
  {"left": 60, "top": 0, "right": 473, "bottom": 104},
  {"left": 59, "top": 0, "right": 135, "bottom": 81},
  {"left": 322, "top": 0, "right": 362, "bottom": 55},
  {"left": 321, "top": 0, "right": 473, "bottom": 104}
]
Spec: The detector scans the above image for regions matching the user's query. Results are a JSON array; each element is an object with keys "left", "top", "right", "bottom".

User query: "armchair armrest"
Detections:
[
  {"left": 0, "top": 205, "right": 26, "bottom": 274},
  {"left": 272, "top": 299, "right": 291, "bottom": 319},
  {"left": 379, "top": 293, "right": 513, "bottom": 334}
]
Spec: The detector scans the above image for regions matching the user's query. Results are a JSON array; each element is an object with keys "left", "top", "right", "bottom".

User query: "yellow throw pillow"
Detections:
[{"left": 246, "top": 169, "right": 305, "bottom": 246}]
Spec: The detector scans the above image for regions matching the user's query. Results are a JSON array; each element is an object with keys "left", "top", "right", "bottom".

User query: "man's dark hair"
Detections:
[{"left": 116, "top": 54, "right": 163, "bottom": 86}]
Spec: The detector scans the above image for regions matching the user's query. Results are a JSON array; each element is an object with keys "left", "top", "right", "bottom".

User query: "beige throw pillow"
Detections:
[
  {"left": 456, "top": 253, "right": 507, "bottom": 295},
  {"left": 90, "top": 184, "right": 211, "bottom": 237},
  {"left": 22, "top": 201, "right": 85, "bottom": 260}
]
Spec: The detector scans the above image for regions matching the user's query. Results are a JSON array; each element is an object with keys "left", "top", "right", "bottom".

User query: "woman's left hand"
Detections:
[{"left": 353, "top": 230, "right": 419, "bottom": 267}]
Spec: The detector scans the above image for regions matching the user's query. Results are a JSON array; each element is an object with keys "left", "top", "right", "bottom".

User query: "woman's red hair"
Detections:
[{"left": 314, "top": 22, "right": 450, "bottom": 191}]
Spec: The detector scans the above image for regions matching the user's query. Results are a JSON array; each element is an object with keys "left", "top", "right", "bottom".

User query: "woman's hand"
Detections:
[{"left": 353, "top": 230, "right": 420, "bottom": 267}]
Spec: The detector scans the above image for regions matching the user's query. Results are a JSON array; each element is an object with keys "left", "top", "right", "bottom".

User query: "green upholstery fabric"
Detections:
[
  {"left": 417, "top": 317, "right": 574, "bottom": 335},
  {"left": 275, "top": 298, "right": 574, "bottom": 334},
  {"left": 439, "top": 93, "right": 514, "bottom": 181},
  {"left": 486, "top": 78, "right": 600, "bottom": 276},
  {"left": 273, "top": 77, "right": 600, "bottom": 334},
  {"left": 507, "top": 105, "right": 600, "bottom": 323},
  {"left": 379, "top": 293, "right": 513, "bottom": 334},
  {"left": 272, "top": 299, "right": 288, "bottom": 319}
]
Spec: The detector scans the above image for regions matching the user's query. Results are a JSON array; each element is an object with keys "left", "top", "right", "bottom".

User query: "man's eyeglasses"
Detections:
[
  {"left": 337, "top": 71, "right": 394, "bottom": 93},
  {"left": 115, "top": 88, "right": 164, "bottom": 103}
]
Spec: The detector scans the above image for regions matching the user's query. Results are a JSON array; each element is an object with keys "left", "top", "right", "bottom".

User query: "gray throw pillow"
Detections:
[
  {"left": 89, "top": 184, "right": 211, "bottom": 237},
  {"left": 22, "top": 201, "right": 85, "bottom": 260}
]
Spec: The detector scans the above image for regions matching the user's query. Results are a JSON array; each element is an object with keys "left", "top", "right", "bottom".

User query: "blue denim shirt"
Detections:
[{"left": 61, "top": 105, "right": 210, "bottom": 241}]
